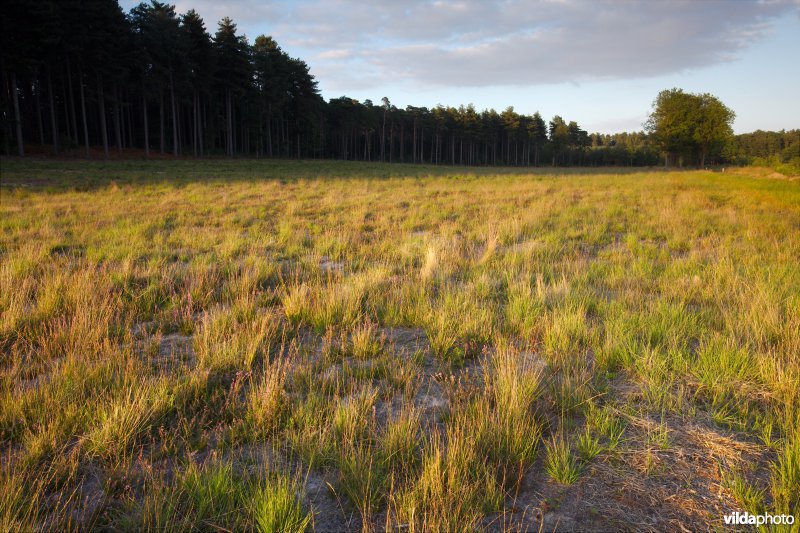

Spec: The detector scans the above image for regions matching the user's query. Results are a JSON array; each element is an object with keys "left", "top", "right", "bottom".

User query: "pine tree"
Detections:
[{"left": 214, "top": 17, "right": 251, "bottom": 156}]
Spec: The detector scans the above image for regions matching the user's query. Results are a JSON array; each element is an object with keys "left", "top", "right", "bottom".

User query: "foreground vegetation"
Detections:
[{"left": 1, "top": 159, "right": 798, "bottom": 530}]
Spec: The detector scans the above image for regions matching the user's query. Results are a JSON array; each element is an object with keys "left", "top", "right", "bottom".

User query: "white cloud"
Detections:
[
  {"left": 123, "top": 0, "right": 797, "bottom": 90},
  {"left": 317, "top": 48, "right": 352, "bottom": 60}
]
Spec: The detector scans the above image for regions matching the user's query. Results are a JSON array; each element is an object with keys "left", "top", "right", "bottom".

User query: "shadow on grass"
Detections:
[{"left": 1, "top": 157, "right": 671, "bottom": 192}]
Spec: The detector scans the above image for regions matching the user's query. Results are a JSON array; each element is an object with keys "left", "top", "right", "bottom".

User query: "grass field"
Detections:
[{"left": 1, "top": 159, "right": 798, "bottom": 531}]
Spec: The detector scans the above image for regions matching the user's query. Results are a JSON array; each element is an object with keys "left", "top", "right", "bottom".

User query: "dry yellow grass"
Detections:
[{"left": 1, "top": 159, "right": 798, "bottom": 530}]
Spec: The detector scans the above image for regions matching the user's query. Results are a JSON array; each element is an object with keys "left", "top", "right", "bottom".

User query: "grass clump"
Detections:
[
  {"left": 722, "top": 469, "right": 765, "bottom": 515},
  {"left": 194, "top": 301, "right": 279, "bottom": 371},
  {"left": 770, "top": 437, "right": 800, "bottom": 516},
  {"left": 424, "top": 314, "right": 463, "bottom": 366},
  {"left": 85, "top": 382, "right": 173, "bottom": 461},
  {"left": 380, "top": 407, "right": 421, "bottom": 473},
  {"left": 246, "top": 358, "right": 289, "bottom": 439},
  {"left": 251, "top": 476, "right": 311, "bottom": 533},
  {"left": 544, "top": 434, "right": 582, "bottom": 485},
  {"left": 587, "top": 403, "right": 626, "bottom": 451},
  {"left": 348, "top": 320, "right": 386, "bottom": 359},
  {"left": 335, "top": 441, "right": 387, "bottom": 525},
  {"left": 577, "top": 429, "right": 602, "bottom": 461},
  {"left": 474, "top": 345, "right": 544, "bottom": 467},
  {"left": 121, "top": 459, "right": 310, "bottom": 532},
  {"left": 390, "top": 431, "right": 503, "bottom": 531}
]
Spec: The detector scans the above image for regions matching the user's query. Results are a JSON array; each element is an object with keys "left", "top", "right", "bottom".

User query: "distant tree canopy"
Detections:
[
  {"left": 732, "top": 129, "right": 798, "bottom": 158},
  {"left": 645, "top": 88, "right": 735, "bottom": 167},
  {"left": 0, "top": 0, "right": 792, "bottom": 169}
]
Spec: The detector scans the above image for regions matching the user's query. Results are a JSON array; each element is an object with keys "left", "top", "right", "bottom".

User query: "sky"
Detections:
[{"left": 120, "top": 0, "right": 800, "bottom": 134}]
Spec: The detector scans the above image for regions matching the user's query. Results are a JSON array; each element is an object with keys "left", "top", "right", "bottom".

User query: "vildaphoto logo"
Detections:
[{"left": 723, "top": 511, "right": 796, "bottom": 526}]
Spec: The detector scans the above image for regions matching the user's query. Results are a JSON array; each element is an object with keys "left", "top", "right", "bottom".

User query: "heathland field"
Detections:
[{"left": 1, "top": 160, "right": 798, "bottom": 531}]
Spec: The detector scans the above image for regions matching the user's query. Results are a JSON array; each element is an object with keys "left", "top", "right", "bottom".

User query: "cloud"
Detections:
[
  {"left": 317, "top": 48, "right": 352, "bottom": 60},
  {"left": 122, "top": 0, "right": 797, "bottom": 90}
]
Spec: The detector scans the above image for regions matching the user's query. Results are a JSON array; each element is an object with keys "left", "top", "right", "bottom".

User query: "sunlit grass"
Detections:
[{"left": 1, "top": 159, "right": 798, "bottom": 530}]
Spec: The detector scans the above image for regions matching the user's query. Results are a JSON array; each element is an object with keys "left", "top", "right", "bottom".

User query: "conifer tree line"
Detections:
[
  {"left": 1, "top": 0, "right": 326, "bottom": 161},
  {"left": 1, "top": 0, "right": 796, "bottom": 167}
]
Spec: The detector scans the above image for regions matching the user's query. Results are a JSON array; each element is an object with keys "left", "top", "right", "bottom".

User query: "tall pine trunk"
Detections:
[
  {"left": 142, "top": 82, "right": 149, "bottom": 158},
  {"left": 125, "top": 89, "right": 133, "bottom": 148},
  {"left": 198, "top": 93, "right": 204, "bottom": 157},
  {"left": 66, "top": 59, "right": 78, "bottom": 142},
  {"left": 35, "top": 78, "right": 45, "bottom": 145},
  {"left": 60, "top": 70, "right": 71, "bottom": 145},
  {"left": 47, "top": 66, "right": 59, "bottom": 154},
  {"left": 400, "top": 122, "right": 404, "bottom": 163},
  {"left": 159, "top": 91, "right": 165, "bottom": 154},
  {"left": 169, "top": 71, "right": 178, "bottom": 157},
  {"left": 78, "top": 66, "right": 89, "bottom": 157},
  {"left": 97, "top": 75, "right": 109, "bottom": 159},
  {"left": 113, "top": 84, "right": 122, "bottom": 154},
  {"left": 412, "top": 120, "right": 417, "bottom": 163},
  {"left": 226, "top": 89, "right": 233, "bottom": 156},
  {"left": 267, "top": 112, "right": 273, "bottom": 158},
  {"left": 193, "top": 90, "right": 198, "bottom": 157},
  {"left": 381, "top": 111, "right": 386, "bottom": 162},
  {"left": 11, "top": 72, "right": 24, "bottom": 157}
]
